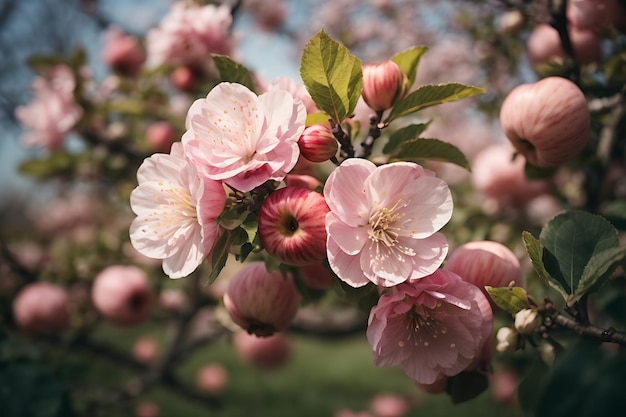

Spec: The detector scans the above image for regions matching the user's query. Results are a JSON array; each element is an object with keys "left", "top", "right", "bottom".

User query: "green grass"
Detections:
[{"left": 68, "top": 325, "right": 524, "bottom": 417}]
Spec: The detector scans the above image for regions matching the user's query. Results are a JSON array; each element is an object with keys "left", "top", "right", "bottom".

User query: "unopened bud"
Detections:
[
  {"left": 540, "top": 342, "right": 555, "bottom": 366},
  {"left": 223, "top": 262, "right": 300, "bottom": 337},
  {"left": 361, "top": 60, "right": 407, "bottom": 111},
  {"left": 297, "top": 124, "right": 339, "bottom": 162},
  {"left": 496, "top": 327, "right": 519, "bottom": 353},
  {"left": 514, "top": 308, "right": 541, "bottom": 335}
]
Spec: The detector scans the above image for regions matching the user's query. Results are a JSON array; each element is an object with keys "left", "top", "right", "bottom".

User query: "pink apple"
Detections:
[
  {"left": 258, "top": 186, "right": 330, "bottom": 266},
  {"left": 526, "top": 24, "right": 602, "bottom": 70},
  {"left": 223, "top": 261, "right": 300, "bottom": 336},
  {"left": 499, "top": 76, "right": 590, "bottom": 167},
  {"left": 196, "top": 363, "right": 228, "bottom": 393},
  {"left": 232, "top": 330, "right": 291, "bottom": 370},
  {"left": 361, "top": 60, "right": 407, "bottom": 111},
  {"left": 12, "top": 282, "right": 70, "bottom": 334},
  {"left": 471, "top": 144, "right": 550, "bottom": 208},
  {"left": 444, "top": 240, "right": 521, "bottom": 308},
  {"left": 297, "top": 124, "right": 339, "bottom": 163},
  {"left": 91, "top": 265, "right": 154, "bottom": 326}
]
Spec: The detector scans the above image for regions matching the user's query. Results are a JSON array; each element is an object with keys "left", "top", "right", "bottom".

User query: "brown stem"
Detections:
[
  {"left": 355, "top": 110, "right": 384, "bottom": 159},
  {"left": 542, "top": 306, "right": 626, "bottom": 346}
]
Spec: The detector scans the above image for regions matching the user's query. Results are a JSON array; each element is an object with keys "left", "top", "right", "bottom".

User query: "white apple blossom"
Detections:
[{"left": 129, "top": 143, "right": 226, "bottom": 278}]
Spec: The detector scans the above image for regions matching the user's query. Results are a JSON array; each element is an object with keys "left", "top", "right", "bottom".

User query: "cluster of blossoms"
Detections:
[
  {"left": 127, "top": 50, "right": 512, "bottom": 387},
  {"left": 15, "top": 65, "right": 83, "bottom": 152}
]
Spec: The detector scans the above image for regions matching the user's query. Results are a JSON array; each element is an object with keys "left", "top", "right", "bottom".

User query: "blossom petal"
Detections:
[
  {"left": 326, "top": 214, "right": 367, "bottom": 255},
  {"left": 327, "top": 238, "right": 369, "bottom": 288},
  {"left": 323, "top": 158, "right": 375, "bottom": 226}
]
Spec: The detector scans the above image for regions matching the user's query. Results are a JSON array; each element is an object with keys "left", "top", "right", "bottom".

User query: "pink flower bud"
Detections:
[
  {"left": 146, "top": 121, "right": 177, "bottom": 153},
  {"left": 196, "top": 363, "right": 228, "bottom": 393},
  {"left": 223, "top": 262, "right": 300, "bottom": 336},
  {"left": 297, "top": 124, "right": 339, "bottom": 162},
  {"left": 13, "top": 282, "right": 70, "bottom": 334},
  {"left": 444, "top": 240, "right": 521, "bottom": 309},
  {"left": 102, "top": 28, "right": 146, "bottom": 76},
  {"left": 361, "top": 60, "right": 407, "bottom": 111},
  {"left": 232, "top": 330, "right": 291, "bottom": 370},
  {"left": 169, "top": 66, "right": 197, "bottom": 92},
  {"left": 91, "top": 265, "right": 154, "bottom": 326}
]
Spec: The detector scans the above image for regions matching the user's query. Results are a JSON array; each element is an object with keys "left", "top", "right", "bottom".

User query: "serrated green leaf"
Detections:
[
  {"left": 522, "top": 231, "right": 569, "bottom": 300},
  {"left": 206, "top": 231, "right": 231, "bottom": 286},
  {"left": 300, "top": 29, "right": 362, "bottom": 124},
  {"left": 386, "top": 83, "right": 485, "bottom": 123},
  {"left": 540, "top": 210, "right": 619, "bottom": 296},
  {"left": 390, "top": 138, "right": 470, "bottom": 171},
  {"left": 381, "top": 122, "right": 431, "bottom": 154},
  {"left": 572, "top": 246, "right": 626, "bottom": 303},
  {"left": 485, "top": 286, "right": 530, "bottom": 316},
  {"left": 211, "top": 54, "right": 257, "bottom": 92},
  {"left": 391, "top": 46, "right": 428, "bottom": 89}
]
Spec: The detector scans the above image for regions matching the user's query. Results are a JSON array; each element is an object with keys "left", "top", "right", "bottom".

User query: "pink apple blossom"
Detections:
[
  {"left": 129, "top": 143, "right": 226, "bottom": 278},
  {"left": 366, "top": 269, "right": 493, "bottom": 385},
  {"left": 146, "top": 1, "right": 233, "bottom": 69},
  {"left": 324, "top": 159, "right": 452, "bottom": 288},
  {"left": 182, "top": 82, "right": 306, "bottom": 192},
  {"left": 266, "top": 76, "right": 318, "bottom": 115},
  {"left": 14, "top": 65, "right": 83, "bottom": 151}
]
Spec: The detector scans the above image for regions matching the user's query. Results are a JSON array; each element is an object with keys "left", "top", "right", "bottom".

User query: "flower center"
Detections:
[{"left": 368, "top": 200, "right": 404, "bottom": 247}]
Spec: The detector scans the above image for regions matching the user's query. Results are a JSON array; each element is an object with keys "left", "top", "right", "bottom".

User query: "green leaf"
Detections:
[
  {"left": 572, "top": 246, "right": 626, "bottom": 303},
  {"left": 206, "top": 231, "right": 231, "bottom": 286},
  {"left": 522, "top": 231, "right": 569, "bottom": 300},
  {"left": 18, "top": 153, "right": 77, "bottom": 180},
  {"left": 391, "top": 46, "right": 428, "bottom": 89},
  {"left": 212, "top": 54, "right": 257, "bottom": 92},
  {"left": 485, "top": 286, "right": 530, "bottom": 316},
  {"left": 381, "top": 122, "right": 431, "bottom": 154},
  {"left": 300, "top": 29, "right": 362, "bottom": 124},
  {"left": 539, "top": 210, "right": 619, "bottom": 296},
  {"left": 217, "top": 207, "right": 249, "bottom": 230},
  {"left": 386, "top": 83, "right": 485, "bottom": 123},
  {"left": 517, "top": 358, "right": 550, "bottom": 415},
  {"left": 305, "top": 112, "right": 330, "bottom": 126},
  {"left": 391, "top": 138, "right": 470, "bottom": 171}
]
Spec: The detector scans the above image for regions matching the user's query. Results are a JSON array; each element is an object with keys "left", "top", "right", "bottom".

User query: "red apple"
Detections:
[
  {"left": 92, "top": 265, "right": 154, "bottom": 326},
  {"left": 499, "top": 76, "right": 590, "bottom": 167},
  {"left": 258, "top": 186, "right": 330, "bottom": 266},
  {"left": 232, "top": 330, "right": 291, "bottom": 370},
  {"left": 223, "top": 261, "right": 300, "bottom": 336},
  {"left": 12, "top": 282, "right": 70, "bottom": 335}
]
